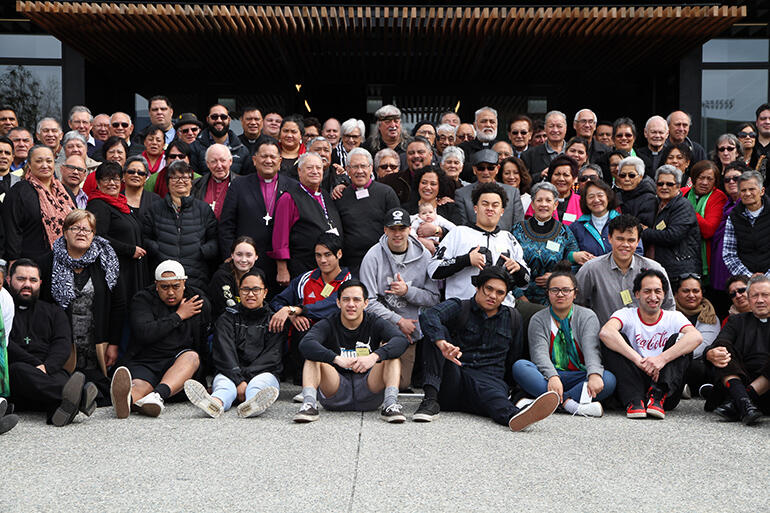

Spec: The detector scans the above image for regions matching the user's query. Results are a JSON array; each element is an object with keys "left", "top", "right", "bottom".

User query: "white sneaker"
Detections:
[
  {"left": 515, "top": 397, "right": 535, "bottom": 409},
  {"left": 237, "top": 386, "right": 279, "bottom": 418},
  {"left": 681, "top": 384, "right": 692, "bottom": 400},
  {"left": 134, "top": 392, "right": 165, "bottom": 417},
  {"left": 184, "top": 380, "right": 223, "bottom": 418},
  {"left": 110, "top": 366, "right": 132, "bottom": 419},
  {"left": 292, "top": 392, "right": 303, "bottom": 403},
  {"left": 575, "top": 401, "right": 604, "bottom": 417}
]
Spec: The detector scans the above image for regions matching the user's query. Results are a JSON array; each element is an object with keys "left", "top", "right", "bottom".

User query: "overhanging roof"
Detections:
[{"left": 16, "top": 2, "right": 747, "bottom": 86}]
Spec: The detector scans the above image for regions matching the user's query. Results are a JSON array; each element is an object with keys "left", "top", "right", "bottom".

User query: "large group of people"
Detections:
[{"left": 0, "top": 97, "right": 769, "bottom": 436}]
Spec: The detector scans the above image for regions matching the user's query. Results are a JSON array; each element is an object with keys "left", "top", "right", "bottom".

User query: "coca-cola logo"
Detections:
[{"left": 635, "top": 331, "right": 669, "bottom": 352}]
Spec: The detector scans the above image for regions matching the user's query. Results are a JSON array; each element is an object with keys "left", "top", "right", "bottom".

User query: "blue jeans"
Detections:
[
  {"left": 211, "top": 372, "right": 279, "bottom": 411},
  {"left": 512, "top": 360, "right": 616, "bottom": 402}
]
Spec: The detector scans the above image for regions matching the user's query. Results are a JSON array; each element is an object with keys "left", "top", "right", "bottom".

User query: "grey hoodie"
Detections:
[{"left": 358, "top": 234, "right": 440, "bottom": 340}]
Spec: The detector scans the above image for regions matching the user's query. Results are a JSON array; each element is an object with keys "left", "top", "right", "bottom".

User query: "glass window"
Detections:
[
  {"left": 0, "top": 64, "right": 62, "bottom": 128},
  {"left": 702, "top": 39, "right": 768, "bottom": 63},
  {"left": 0, "top": 35, "right": 62, "bottom": 59},
  {"left": 134, "top": 93, "right": 149, "bottom": 132},
  {"left": 701, "top": 69, "right": 768, "bottom": 149}
]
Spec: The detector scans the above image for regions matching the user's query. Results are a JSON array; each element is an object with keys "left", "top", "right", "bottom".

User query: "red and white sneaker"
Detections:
[
  {"left": 626, "top": 400, "right": 647, "bottom": 419},
  {"left": 646, "top": 394, "right": 666, "bottom": 419}
]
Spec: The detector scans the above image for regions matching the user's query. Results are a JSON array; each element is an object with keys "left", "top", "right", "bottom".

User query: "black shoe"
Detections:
[
  {"left": 0, "top": 413, "right": 19, "bottom": 434},
  {"left": 698, "top": 383, "right": 714, "bottom": 400},
  {"left": 380, "top": 403, "right": 406, "bottom": 423},
  {"left": 293, "top": 403, "right": 319, "bottom": 423},
  {"left": 713, "top": 400, "right": 739, "bottom": 422},
  {"left": 738, "top": 397, "right": 762, "bottom": 426},
  {"left": 0, "top": 397, "right": 7, "bottom": 417},
  {"left": 52, "top": 372, "right": 85, "bottom": 427},
  {"left": 79, "top": 382, "right": 98, "bottom": 417},
  {"left": 412, "top": 398, "right": 440, "bottom": 422}
]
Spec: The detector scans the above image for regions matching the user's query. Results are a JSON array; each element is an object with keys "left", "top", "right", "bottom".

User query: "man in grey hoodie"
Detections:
[{"left": 359, "top": 207, "right": 440, "bottom": 390}]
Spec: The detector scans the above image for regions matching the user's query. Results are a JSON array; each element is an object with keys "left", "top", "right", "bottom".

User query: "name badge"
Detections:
[
  {"left": 320, "top": 283, "right": 335, "bottom": 298},
  {"left": 563, "top": 212, "right": 577, "bottom": 223},
  {"left": 355, "top": 189, "right": 370, "bottom": 200},
  {"left": 326, "top": 227, "right": 340, "bottom": 236},
  {"left": 620, "top": 289, "right": 633, "bottom": 305},
  {"left": 546, "top": 240, "right": 561, "bottom": 252},
  {"left": 655, "top": 220, "right": 666, "bottom": 230}
]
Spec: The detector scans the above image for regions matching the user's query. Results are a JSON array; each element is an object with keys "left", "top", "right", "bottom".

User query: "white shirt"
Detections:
[
  {"left": 611, "top": 307, "right": 691, "bottom": 358},
  {"left": 0, "top": 287, "right": 14, "bottom": 345}
]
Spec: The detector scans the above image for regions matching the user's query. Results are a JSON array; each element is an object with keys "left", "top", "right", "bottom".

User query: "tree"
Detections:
[{"left": 0, "top": 65, "right": 43, "bottom": 129}]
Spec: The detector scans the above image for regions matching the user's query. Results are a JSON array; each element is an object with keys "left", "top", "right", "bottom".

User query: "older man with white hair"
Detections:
[
  {"left": 55, "top": 130, "right": 100, "bottom": 178},
  {"left": 68, "top": 105, "right": 101, "bottom": 158},
  {"left": 636, "top": 115, "right": 669, "bottom": 176},
  {"left": 191, "top": 143, "right": 240, "bottom": 220},
  {"left": 458, "top": 106, "right": 499, "bottom": 181},
  {"left": 361, "top": 105, "right": 410, "bottom": 156},
  {"left": 573, "top": 108, "right": 609, "bottom": 164},
  {"left": 435, "top": 123, "right": 456, "bottom": 156},
  {"left": 36, "top": 117, "right": 63, "bottom": 158},
  {"left": 521, "top": 110, "right": 568, "bottom": 180}
]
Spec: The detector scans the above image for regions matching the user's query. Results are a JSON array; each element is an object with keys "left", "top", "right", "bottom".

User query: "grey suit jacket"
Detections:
[{"left": 454, "top": 182, "right": 524, "bottom": 231}]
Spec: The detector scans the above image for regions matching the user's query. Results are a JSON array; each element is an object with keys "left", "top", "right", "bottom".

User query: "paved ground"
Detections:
[{"left": 2, "top": 385, "right": 768, "bottom": 512}]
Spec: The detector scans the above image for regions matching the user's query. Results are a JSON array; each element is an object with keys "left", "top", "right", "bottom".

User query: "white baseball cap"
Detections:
[{"left": 154, "top": 260, "right": 187, "bottom": 281}]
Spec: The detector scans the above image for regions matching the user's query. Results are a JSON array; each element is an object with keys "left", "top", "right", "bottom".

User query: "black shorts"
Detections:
[{"left": 126, "top": 349, "right": 196, "bottom": 388}]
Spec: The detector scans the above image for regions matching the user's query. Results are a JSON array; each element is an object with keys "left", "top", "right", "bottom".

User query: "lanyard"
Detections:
[{"left": 300, "top": 183, "right": 331, "bottom": 225}]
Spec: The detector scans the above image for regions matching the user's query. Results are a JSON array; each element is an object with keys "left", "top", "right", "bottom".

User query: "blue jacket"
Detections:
[{"left": 569, "top": 210, "right": 643, "bottom": 257}]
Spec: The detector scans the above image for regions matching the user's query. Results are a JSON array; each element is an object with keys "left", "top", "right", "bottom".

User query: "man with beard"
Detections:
[
  {"left": 458, "top": 106, "right": 499, "bottom": 182},
  {"left": 6, "top": 259, "right": 98, "bottom": 426},
  {"left": 190, "top": 104, "right": 250, "bottom": 176}
]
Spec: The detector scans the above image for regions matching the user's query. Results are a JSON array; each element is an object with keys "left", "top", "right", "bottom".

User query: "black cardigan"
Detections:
[{"left": 3, "top": 179, "right": 50, "bottom": 261}]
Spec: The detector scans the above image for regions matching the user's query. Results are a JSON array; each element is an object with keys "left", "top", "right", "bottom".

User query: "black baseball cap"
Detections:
[{"left": 384, "top": 207, "right": 410, "bottom": 227}]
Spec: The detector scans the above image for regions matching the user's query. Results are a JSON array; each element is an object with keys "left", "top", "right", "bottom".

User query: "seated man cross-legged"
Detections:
[
  {"left": 416, "top": 266, "right": 559, "bottom": 431},
  {"left": 599, "top": 269, "right": 702, "bottom": 419},
  {"left": 293, "top": 280, "right": 408, "bottom": 423},
  {"left": 110, "top": 260, "right": 211, "bottom": 418}
]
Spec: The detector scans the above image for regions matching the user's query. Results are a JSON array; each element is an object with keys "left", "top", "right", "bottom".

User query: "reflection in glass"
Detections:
[
  {"left": 0, "top": 65, "right": 62, "bottom": 129},
  {"left": 0, "top": 34, "right": 62, "bottom": 59},
  {"left": 701, "top": 69, "right": 768, "bottom": 150},
  {"left": 702, "top": 39, "right": 769, "bottom": 63}
]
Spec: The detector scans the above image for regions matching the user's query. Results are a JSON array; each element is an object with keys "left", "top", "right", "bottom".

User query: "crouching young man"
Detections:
[
  {"left": 415, "top": 266, "right": 559, "bottom": 431},
  {"left": 293, "top": 280, "right": 408, "bottom": 423}
]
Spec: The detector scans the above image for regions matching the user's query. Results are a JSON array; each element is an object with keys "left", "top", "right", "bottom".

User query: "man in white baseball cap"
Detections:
[{"left": 109, "top": 260, "right": 211, "bottom": 418}]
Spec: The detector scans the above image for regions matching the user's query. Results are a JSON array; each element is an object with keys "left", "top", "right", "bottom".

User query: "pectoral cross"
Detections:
[
  {"left": 263, "top": 213, "right": 272, "bottom": 225},
  {"left": 24, "top": 336, "right": 31, "bottom": 345}
]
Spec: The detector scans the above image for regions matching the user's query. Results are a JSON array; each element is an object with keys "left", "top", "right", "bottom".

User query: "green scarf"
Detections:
[
  {"left": 549, "top": 306, "right": 585, "bottom": 371},
  {"left": 686, "top": 188, "right": 712, "bottom": 278},
  {"left": 0, "top": 306, "right": 8, "bottom": 398}
]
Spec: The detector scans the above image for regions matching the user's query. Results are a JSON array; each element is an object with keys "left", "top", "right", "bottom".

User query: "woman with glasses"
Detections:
[
  {"left": 709, "top": 161, "right": 751, "bottom": 317},
  {"left": 439, "top": 146, "right": 468, "bottom": 189},
  {"left": 208, "top": 236, "right": 259, "bottom": 319},
  {"left": 499, "top": 156, "right": 532, "bottom": 212},
  {"left": 146, "top": 140, "right": 199, "bottom": 198},
  {"left": 641, "top": 164, "right": 701, "bottom": 278},
  {"left": 736, "top": 123, "right": 757, "bottom": 167},
  {"left": 512, "top": 268, "right": 616, "bottom": 417},
  {"left": 513, "top": 182, "right": 587, "bottom": 304},
  {"left": 87, "top": 161, "right": 150, "bottom": 303},
  {"left": 142, "top": 160, "right": 218, "bottom": 290},
  {"left": 184, "top": 268, "right": 281, "bottom": 419},
  {"left": 4, "top": 145, "right": 75, "bottom": 261},
  {"left": 673, "top": 274, "right": 720, "bottom": 398},
  {"left": 612, "top": 118, "right": 637, "bottom": 157},
  {"left": 123, "top": 156, "right": 160, "bottom": 221},
  {"left": 614, "top": 156, "right": 656, "bottom": 227},
  {"left": 659, "top": 142, "right": 693, "bottom": 186},
  {"left": 38, "top": 209, "right": 123, "bottom": 404},
  {"left": 725, "top": 275, "right": 750, "bottom": 322},
  {"left": 680, "top": 161, "right": 727, "bottom": 286},
  {"left": 332, "top": 118, "right": 365, "bottom": 169},
  {"left": 711, "top": 133, "right": 743, "bottom": 174},
  {"left": 373, "top": 148, "right": 400, "bottom": 181}
]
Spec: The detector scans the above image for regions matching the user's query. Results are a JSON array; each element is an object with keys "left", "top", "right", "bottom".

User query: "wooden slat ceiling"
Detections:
[{"left": 16, "top": 2, "right": 747, "bottom": 88}]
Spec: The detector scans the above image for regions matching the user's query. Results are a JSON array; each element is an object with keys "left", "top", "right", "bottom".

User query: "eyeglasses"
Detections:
[
  {"left": 578, "top": 175, "right": 597, "bottom": 182},
  {"left": 125, "top": 169, "right": 148, "bottom": 177},
  {"left": 167, "top": 153, "right": 186, "bottom": 160},
  {"left": 509, "top": 130, "right": 529, "bottom": 135},
  {"left": 62, "top": 164, "right": 86, "bottom": 173},
  {"left": 67, "top": 226, "right": 93, "bottom": 235},
  {"left": 736, "top": 132, "right": 756, "bottom": 139},
  {"left": 656, "top": 181, "right": 677, "bottom": 187},
  {"left": 169, "top": 175, "right": 192, "bottom": 183},
  {"left": 348, "top": 164, "right": 370, "bottom": 171},
  {"left": 378, "top": 163, "right": 398, "bottom": 170},
  {"left": 677, "top": 273, "right": 701, "bottom": 281},
  {"left": 179, "top": 127, "right": 199, "bottom": 134},
  {"left": 615, "top": 133, "right": 634, "bottom": 139},
  {"left": 111, "top": 122, "right": 130, "bottom": 128},
  {"left": 717, "top": 146, "right": 736, "bottom": 153},
  {"left": 342, "top": 134, "right": 361, "bottom": 140},
  {"left": 476, "top": 165, "right": 497, "bottom": 171},
  {"left": 209, "top": 114, "right": 229, "bottom": 121},
  {"left": 618, "top": 172, "right": 637, "bottom": 179},
  {"left": 99, "top": 176, "right": 122, "bottom": 184},
  {"left": 456, "top": 134, "right": 474, "bottom": 141},
  {"left": 723, "top": 175, "right": 740, "bottom": 183},
  {"left": 729, "top": 287, "right": 747, "bottom": 298},
  {"left": 547, "top": 287, "right": 576, "bottom": 296},
  {"left": 239, "top": 286, "right": 266, "bottom": 296}
]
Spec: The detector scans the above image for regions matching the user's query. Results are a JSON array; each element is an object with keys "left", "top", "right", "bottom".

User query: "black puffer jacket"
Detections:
[
  {"left": 641, "top": 193, "right": 701, "bottom": 277},
  {"left": 142, "top": 194, "right": 219, "bottom": 290},
  {"left": 617, "top": 176, "right": 657, "bottom": 227},
  {"left": 213, "top": 303, "right": 283, "bottom": 384}
]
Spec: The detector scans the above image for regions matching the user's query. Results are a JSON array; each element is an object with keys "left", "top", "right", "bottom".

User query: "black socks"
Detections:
[{"left": 154, "top": 383, "right": 171, "bottom": 401}]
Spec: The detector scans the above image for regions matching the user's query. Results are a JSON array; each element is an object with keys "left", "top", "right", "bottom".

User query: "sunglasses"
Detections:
[
  {"left": 736, "top": 132, "right": 756, "bottom": 139},
  {"left": 717, "top": 146, "right": 736, "bottom": 152},
  {"left": 678, "top": 272, "right": 701, "bottom": 281},
  {"left": 615, "top": 133, "right": 634, "bottom": 139},
  {"left": 63, "top": 164, "right": 86, "bottom": 173},
  {"left": 111, "top": 122, "right": 130, "bottom": 128},
  {"left": 509, "top": 130, "right": 528, "bottom": 135},
  {"left": 656, "top": 181, "right": 677, "bottom": 187},
  {"left": 167, "top": 153, "right": 187, "bottom": 160},
  {"left": 578, "top": 175, "right": 597, "bottom": 182},
  {"left": 179, "top": 127, "right": 199, "bottom": 134},
  {"left": 476, "top": 165, "right": 497, "bottom": 171},
  {"left": 618, "top": 172, "right": 637, "bottom": 179},
  {"left": 723, "top": 176, "right": 740, "bottom": 183},
  {"left": 378, "top": 163, "right": 398, "bottom": 170},
  {"left": 125, "top": 169, "right": 148, "bottom": 177},
  {"left": 209, "top": 114, "right": 229, "bottom": 121},
  {"left": 729, "top": 287, "right": 747, "bottom": 298}
]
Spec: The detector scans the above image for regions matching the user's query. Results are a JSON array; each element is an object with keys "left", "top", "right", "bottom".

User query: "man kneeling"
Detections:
[
  {"left": 415, "top": 266, "right": 559, "bottom": 431},
  {"left": 294, "top": 280, "right": 408, "bottom": 423},
  {"left": 110, "top": 261, "right": 211, "bottom": 418}
]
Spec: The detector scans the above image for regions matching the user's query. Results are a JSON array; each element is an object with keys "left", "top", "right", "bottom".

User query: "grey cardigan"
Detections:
[{"left": 527, "top": 304, "right": 604, "bottom": 378}]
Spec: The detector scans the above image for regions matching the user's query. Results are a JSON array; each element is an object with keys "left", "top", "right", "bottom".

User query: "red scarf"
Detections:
[{"left": 87, "top": 188, "right": 131, "bottom": 214}]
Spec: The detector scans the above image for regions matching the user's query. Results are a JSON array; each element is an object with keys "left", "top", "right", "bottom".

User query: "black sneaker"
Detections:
[
  {"left": 0, "top": 413, "right": 19, "bottom": 435},
  {"left": 713, "top": 400, "right": 739, "bottom": 422},
  {"left": 293, "top": 403, "right": 319, "bottom": 423},
  {"left": 380, "top": 403, "right": 406, "bottom": 423},
  {"left": 698, "top": 383, "right": 714, "bottom": 400},
  {"left": 412, "top": 398, "right": 440, "bottom": 422}
]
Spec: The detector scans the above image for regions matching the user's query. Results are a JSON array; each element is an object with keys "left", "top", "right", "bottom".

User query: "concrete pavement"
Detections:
[{"left": 2, "top": 386, "right": 768, "bottom": 512}]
